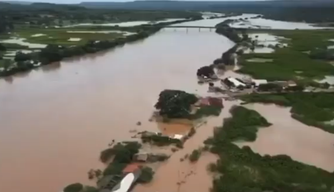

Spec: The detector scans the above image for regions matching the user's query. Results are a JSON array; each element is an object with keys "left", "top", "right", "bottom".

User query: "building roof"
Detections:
[
  {"left": 122, "top": 163, "right": 140, "bottom": 174},
  {"left": 227, "top": 77, "right": 246, "bottom": 87},
  {"left": 113, "top": 173, "right": 135, "bottom": 192},
  {"left": 252, "top": 79, "right": 268, "bottom": 86},
  {"left": 134, "top": 153, "right": 149, "bottom": 162}
]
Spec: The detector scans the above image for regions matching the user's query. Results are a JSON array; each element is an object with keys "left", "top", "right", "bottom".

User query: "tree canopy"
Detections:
[
  {"left": 100, "top": 141, "right": 141, "bottom": 163},
  {"left": 63, "top": 183, "right": 83, "bottom": 192},
  {"left": 137, "top": 167, "right": 154, "bottom": 183},
  {"left": 155, "top": 90, "right": 198, "bottom": 118},
  {"left": 197, "top": 66, "right": 215, "bottom": 78}
]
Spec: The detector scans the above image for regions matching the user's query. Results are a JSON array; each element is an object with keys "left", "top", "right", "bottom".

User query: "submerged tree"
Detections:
[
  {"left": 137, "top": 166, "right": 154, "bottom": 183},
  {"left": 63, "top": 183, "right": 83, "bottom": 192},
  {"left": 155, "top": 90, "right": 198, "bottom": 118},
  {"left": 197, "top": 66, "right": 215, "bottom": 78}
]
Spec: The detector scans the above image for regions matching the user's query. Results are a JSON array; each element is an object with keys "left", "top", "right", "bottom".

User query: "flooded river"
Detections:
[
  {"left": 0, "top": 18, "right": 234, "bottom": 192},
  {"left": 1, "top": 16, "right": 334, "bottom": 192}
]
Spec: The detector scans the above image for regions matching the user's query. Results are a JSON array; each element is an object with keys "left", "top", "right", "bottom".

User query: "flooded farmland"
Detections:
[
  {"left": 237, "top": 104, "right": 334, "bottom": 172},
  {"left": 1, "top": 15, "right": 334, "bottom": 192}
]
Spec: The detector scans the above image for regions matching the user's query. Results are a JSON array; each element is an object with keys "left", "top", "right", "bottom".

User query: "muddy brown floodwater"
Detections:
[
  {"left": 2, "top": 17, "right": 334, "bottom": 192},
  {"left": 237, "top": 104, "right": 334, "bottom": 172},
  {"left": 0, "top": 24, "right": 235, "bottom": 192}
]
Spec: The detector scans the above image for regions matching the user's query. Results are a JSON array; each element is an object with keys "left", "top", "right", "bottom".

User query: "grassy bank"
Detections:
[
  {"left": 206, "top": 106, "right": 334, "bottom": 192},
  {"left": 238, "top": 30, "right": 334, "bottom": 82},
  {"left": 240, "top": 92, "right": 334, "bottom": 133}
]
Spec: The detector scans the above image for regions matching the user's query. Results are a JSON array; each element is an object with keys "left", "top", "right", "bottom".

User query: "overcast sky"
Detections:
[{"left": 1, "top": 0, "right": 267, "bottom": 4}]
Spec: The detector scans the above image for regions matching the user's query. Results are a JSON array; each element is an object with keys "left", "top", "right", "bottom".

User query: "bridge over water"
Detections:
[{"left": 162, "top": 25, "right": 217, "bottom": 32}]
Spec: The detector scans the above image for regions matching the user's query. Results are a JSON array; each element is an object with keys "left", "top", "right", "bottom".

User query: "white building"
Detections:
[
  {"left": 227, "top": 77, "right": 246, "bottom": 87},
  {"left": 252, "top": 79, "right": 268, "bottom": 87}
]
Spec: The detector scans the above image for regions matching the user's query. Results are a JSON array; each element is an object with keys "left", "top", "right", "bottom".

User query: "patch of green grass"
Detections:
[
  {"left": 207, "top": 105, "right": 334, "bottom": 192},
  {"left": 241, "top": 92, "right": 334, "bottom": 133},
  {"left": 238, "top": 30, "right": 334, "bottom": 81},
  {"left": 239, "top": 48, "right": 334, "bottom": 81},
  {"left": 222, "top": 106, "right": 271, "bottom": 142},
  {"left": 191, "top": 105, "right": 222, "bottom": 119}
]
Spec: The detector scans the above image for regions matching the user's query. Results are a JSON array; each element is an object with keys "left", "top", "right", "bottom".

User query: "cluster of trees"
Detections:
[
  {"left": 155, "top": 89, "right": 198, "bottom": 119},
  {"left": 100, "top": 141, "right": 141, "bottom": 164},
  {"left": 221, "top": 46, "right": 238, "bottom": 65},
  {"left": 63, "top": 183, "right": 83, "bottom": 192},
  {"left": 216, "top": 27, "right": 242, "bottom": 43},
  {"left": 205, "top": 105, "right": 334, "bottom": 192},
  {"left": 137, "top": 167, "right": 154, "bottom": 184},
  {"left": 189, "top": 149, "right": 202, "bottom": 162},
  {"left": 196, "top": 66, "right": 215, "bottom": 78},
  {"left": 141, "top": 133, "right": 182, "bottom": 148},
  {"left": 222, "top": 106, "right": 271, "bottom": 142}
]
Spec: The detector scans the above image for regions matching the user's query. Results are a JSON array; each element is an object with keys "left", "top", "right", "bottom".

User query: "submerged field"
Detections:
[
  {"left": 240, "top": 92, "right": 334, "bottom": 134},
  {"left": 238, "top": 29, "right": 334, "bottom": 82}
]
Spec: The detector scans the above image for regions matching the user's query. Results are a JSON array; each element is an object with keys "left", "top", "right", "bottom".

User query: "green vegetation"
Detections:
[
  {"left": 103, "top": 162, "right": 127, "bottom": 176},
  {"left": 64, "top": 183, "right": 83, "bottom": 192},
  {"left": 141, "top": 133, "right": 182, "bottom": 147},
  {"left": 155, "top": 90, "right": 198, "bottom": 119},
  {"left": 0, "top": 18, "right": 197, "bottom": 77},
  {"left": 100, "top": 141, "right": 141, "bottom": 163},
  {"left": 241, "top": 92, "right": 334, "bottom": 133},
  {"left": 189, "top": 149, "right": 202, "bottom": 162},
  {"left": 83, "top": 186, "right": 99, "bottom": 192},
  {"left": 238, "top": 30, "right": 334, "bottom": 82},
  {"left": 192, "top": 105, "right": 222, "bottom": 119},
  {"left": 137, "top": 167, "right": 155, "bottom": 184},
  {"left": 206, "top": 106, "right": 334, "bottom": 192},
  {"left": 222, "top": 106, "right": 271, "bottom": 142}
]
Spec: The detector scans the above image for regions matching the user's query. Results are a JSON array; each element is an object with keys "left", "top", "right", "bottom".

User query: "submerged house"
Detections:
[
  {"left": 222, "top": 77, "right": 246, "bottom": 89},
  {"left": 111, "top": 168, "right": 142, "bottom": 192},
  {"left": 252, "top": 79, "right": 268, "bottom": 87},
  {"left": 197, "top": 97, "right": 223, "bottom": 108},
  {"left": 98, "top": 165, "right": 142, "bottom": 192}
]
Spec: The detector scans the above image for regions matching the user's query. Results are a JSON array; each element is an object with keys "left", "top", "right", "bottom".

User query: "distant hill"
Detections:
[
  {"left": 80, "top": 0, "right": 334, "bottom": 10},
  {"left": 3, "top": 1, "right": 32, "bottom": 5}
]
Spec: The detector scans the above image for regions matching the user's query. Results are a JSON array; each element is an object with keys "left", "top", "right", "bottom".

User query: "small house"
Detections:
[{"left": 252, "top": 79, "right": 268, "bottom": 87}]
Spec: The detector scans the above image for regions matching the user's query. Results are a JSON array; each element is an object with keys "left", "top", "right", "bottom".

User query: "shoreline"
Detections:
[{"left": 0, "top": 18, "right": 199, "bottom": 78}]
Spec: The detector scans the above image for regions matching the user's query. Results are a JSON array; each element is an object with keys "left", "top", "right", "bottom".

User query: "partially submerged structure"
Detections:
[
  {"left": 222, "top": 77, "right": 247, "bottom": 89},
  {"left": 98, "top": 166, "right": 142, "bottom": 192},
  {"left": 197, "top": 97, "right": 223, "bottom": 108}
]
